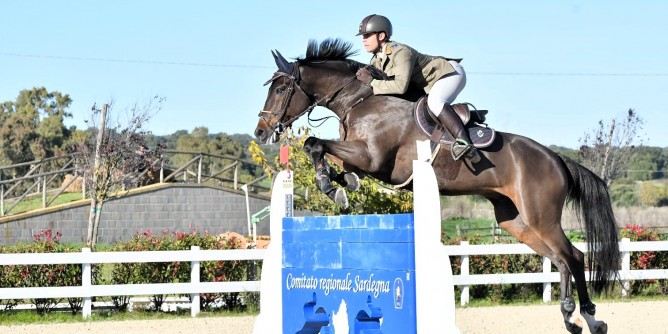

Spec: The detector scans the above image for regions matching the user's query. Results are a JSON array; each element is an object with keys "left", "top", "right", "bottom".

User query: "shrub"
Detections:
[
  {"left": 637, "top": 182, "right": 668, "bottom": 207},
  {"left": 446, "top": 237, "right": 544, "bottom": 303},
  {"left": 620, "top": 224, "right": 667, "bottom": 296},
  {"left": 0, "top": 229, "right": 95, "bottom": 314},
  {"left": 105, "top": 228, "right": 250, "bottom": 312}
]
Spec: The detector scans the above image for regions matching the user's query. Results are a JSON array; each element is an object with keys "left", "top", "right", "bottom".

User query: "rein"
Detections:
[{"left": 261, "top": 70, "right": 360, "bottom": 137}]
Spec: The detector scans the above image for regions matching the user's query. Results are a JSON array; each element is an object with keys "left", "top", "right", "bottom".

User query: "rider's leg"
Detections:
[
  {"left": 433, "top": 104, "right": 479, "bottom": 161},
  {"left": 428, "top": 61, "right": 479, "bottom": 162}
]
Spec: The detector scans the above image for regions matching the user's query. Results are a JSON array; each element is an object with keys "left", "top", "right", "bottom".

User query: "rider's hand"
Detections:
[{"left": 356, "top": 67, "right": 373, "bottom": 85}]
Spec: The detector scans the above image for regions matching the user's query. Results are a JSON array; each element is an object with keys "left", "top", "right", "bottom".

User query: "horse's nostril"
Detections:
[{"left": 254, "top": 128, "right": 265, "bottom": 141}]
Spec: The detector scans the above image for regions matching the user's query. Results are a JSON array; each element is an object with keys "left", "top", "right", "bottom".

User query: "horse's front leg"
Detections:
[{"left": 303, "top": 137, "right": 371, "bottom": 208}]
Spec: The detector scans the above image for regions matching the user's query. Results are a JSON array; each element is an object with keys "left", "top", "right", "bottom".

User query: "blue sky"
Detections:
[{"left": 1, "top": 1, "right": 666, "bottom": 148}]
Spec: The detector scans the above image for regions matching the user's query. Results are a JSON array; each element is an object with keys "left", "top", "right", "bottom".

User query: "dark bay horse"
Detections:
[{"left": 254, "top": 38, "right": 618, "bottom": 334}]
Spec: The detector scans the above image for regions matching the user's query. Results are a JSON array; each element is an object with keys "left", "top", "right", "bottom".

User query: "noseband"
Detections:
[{"left": 259, "top": 66, "right": 358, "bottom": 139}]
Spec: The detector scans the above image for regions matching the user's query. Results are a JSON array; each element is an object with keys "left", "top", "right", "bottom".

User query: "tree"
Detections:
[
  {"left": 75, "top": 97, "right": 165, "bottom": 248},
  {"left": 625, "top": 146, "right": 666, "bottom": 181},
  {"left": 0, "top": 87, "right": 72, "bottom": 163},
  {"left": 579, "top": 109, "right": 645, "bottom": 186}
]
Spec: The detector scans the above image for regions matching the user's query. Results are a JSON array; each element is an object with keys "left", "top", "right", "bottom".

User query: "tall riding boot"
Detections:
[{"left": 434, "top": 104, "right": 480, "bottom": 162}]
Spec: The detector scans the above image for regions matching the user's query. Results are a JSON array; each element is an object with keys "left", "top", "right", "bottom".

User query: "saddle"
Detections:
[{"left": 414, "top": 96, "right": 496, "bottom": 149}]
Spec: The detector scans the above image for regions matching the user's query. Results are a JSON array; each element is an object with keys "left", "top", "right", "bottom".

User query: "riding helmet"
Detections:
[{"left": 356, "top": 14, "right": 392, "bottom": 39}]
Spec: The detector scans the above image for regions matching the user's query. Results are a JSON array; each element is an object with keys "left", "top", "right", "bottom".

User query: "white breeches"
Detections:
[{"left": 428, "top": 60, "right": 467, "bottom": 115}]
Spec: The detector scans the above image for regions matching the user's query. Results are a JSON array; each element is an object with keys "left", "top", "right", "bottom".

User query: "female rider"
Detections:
[{"left": 355, "top": 14, "right": 479, "bottom": 162}]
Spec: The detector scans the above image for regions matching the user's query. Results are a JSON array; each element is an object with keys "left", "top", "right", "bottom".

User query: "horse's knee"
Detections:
[{"left": 303, "top": 136, "right": 320, "bottom": 152}]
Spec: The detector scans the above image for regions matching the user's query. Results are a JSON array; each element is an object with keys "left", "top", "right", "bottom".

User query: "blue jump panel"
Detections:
[{"left": 282, "top": 214, "right": 418, "bottom": 334}]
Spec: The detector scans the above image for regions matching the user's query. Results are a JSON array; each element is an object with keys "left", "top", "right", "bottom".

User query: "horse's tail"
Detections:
[{"left": 559, "top": 154, "right": 619, "bottom": 294}]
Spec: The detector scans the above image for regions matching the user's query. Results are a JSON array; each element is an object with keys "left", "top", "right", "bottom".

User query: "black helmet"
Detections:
[{"left": 356, "top": 14, "right": 392, "bottom": 39}]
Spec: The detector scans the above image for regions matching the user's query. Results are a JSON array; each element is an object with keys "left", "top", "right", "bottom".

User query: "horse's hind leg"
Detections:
[
  {"left": 510, "top": 190, "right": 608, "bottom": 334},
  {"left": 489, "top": 197, "right": 585, "bottom": 334}
]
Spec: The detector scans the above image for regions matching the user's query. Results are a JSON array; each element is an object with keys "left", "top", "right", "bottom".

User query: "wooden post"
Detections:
[
  {"left": 1, "top": 178, "right": 4, "bottom": 216},
  {"left": 460, "top": 240, "right": 470, "bottom": 306},
  {"left": 234, "top": 165, "right": 238, "bottom": 190},
  {"left": 41, "top": 162, "right": 46, "bottom": 208},
  {"left": 542, "top": 256, "right": 552, "bottom": 302},
  {"left": 0, "top": 172, "right": 4, "bottom": 215},
  {"left": 87, "top": 104, "right": 107, "bottom": 248},
  {"left": 81, "top": 248, "right": 92, "bottom": 318},
  {"left": 191, "top": 246, "right": 201, "bottom": 317},
  {"left": 160, "top": 158, "right": 164, "bottom": 183},
  {"left": 197, "top": 155, "right": 202, "bottom": 184},
  {"left": 621, "top": 237, "right": 631, "bottom": 298}
]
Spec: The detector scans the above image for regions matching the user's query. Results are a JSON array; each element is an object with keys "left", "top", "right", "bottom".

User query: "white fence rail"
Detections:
[
  {"left": 444, "top": 238, "right": 668, "bottom": 305},
  {"left": 2, "top": 238, "right": 667, "bottom": 317},
  {"left": 0, "top": 246, "right": 265, "bottom": 318}
]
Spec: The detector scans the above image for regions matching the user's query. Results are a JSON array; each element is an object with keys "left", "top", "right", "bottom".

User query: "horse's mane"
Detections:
[
  {"left": 297, "top": 38, "right": 389, "bottom": 80},
  {"left": 299, "top": 38, "right": 357, "bottom": 63}
]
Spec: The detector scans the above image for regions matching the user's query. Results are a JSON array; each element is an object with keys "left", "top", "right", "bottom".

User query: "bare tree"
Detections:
[
  {"left": 579, "top": 109, "right": 645, "bottom": 186},
  {"left": 75, "top": 97, "right": 165, "bottom": 248}
]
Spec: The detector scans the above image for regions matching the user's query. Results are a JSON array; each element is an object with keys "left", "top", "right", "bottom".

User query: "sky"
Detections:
[{"left": 1, "top": 0, "right": 666, "bottom": 149}]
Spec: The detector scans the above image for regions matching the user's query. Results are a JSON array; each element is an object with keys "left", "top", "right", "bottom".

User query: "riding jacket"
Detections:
[{"left": 369, "top": 41, "right": 462, "bottom": 95}]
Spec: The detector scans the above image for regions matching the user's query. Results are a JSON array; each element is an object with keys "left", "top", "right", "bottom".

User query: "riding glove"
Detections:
[{"left": 356, "top": 67, "right": 373, "bottom": 85}]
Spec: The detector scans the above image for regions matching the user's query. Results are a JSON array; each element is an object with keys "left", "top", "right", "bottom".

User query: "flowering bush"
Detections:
[
  {"left": 0, "top": 229, "right": 97, "bottom": 314},
  {"left": 445, "top": 225, "right": 668, "bottom": 302},
  {"left": 446, "top": 236, "right": 544, "bottom": 303},
  {"left": 620, "top": 224, "right": 667, "bottom": 296},
  {"left": 104, "top": 227, "right": 250, "bottom": 312}
]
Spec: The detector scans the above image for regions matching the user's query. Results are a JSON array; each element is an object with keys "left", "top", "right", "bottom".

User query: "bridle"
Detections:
[{"left": 258, "top": 63, "right": 359, "bottom": 139}]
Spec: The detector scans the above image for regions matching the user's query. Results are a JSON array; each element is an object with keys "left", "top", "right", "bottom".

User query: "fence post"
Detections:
[
  {"left": 41, "top": 163, "right": 47, "bottom": 208},
  {"left": 160, "top": 158, "right": 164, "bottom": 183},
  {"left": 197, "top": 155, "right": 202, "bottom": 184},
  {"left": 234, "top": 165, "right": 238, "bottom": 190},
  {"left": 191, "top": 246, "right": 201, "bottom": 317},
  {"left": 82, "top": 171, "right": 86, "bottom": 199},
  {"left": 82, "top": 248, "right": 92, "bottom": 318},
  {"left": 621, "top": 237, "right": 631, "bottom": 298},
  {"left": 542, "top": 256, "right": 552, "bottom": 302},
  {"left": 460, "top": 241, "right": 470, "bottom": 306},
  {"left": 1, "top": 181, "right": 4, "bottom": 216}
]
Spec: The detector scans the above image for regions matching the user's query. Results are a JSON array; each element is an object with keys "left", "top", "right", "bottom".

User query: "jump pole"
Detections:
[{"left": 252, "top": 140, "right": 459, "bottom": 333}]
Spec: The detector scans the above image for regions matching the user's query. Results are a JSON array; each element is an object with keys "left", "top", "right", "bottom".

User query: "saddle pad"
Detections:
[{"left": 414, "top": 96, "right": 496, "bottom": 148}]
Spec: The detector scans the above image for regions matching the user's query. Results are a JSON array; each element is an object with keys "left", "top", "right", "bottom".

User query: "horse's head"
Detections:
[
  {"left": 254, "top": 50, "right": 313, "bottom": 144},
  {"left": 256, "top": 39, "right": 370, "bottom": 143}
]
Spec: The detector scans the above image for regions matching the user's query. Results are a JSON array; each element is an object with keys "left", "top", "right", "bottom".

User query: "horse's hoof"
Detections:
[
  {"left": 590, "top": 321, "right": 607, "bottom": 334},
  {"left": 344, "top": 173, "right": 360, "bottom": 192},
  {"left": 334, "top": 188, "right": 349, "bottom": 209},
  {"left": 564, "top": 319, "right": 583, "bottom": 334}
]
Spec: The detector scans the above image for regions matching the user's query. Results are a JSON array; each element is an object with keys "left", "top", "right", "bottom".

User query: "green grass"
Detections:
[
  {"left": 5, "top": 192, "right": 84, "bottom": 215},
  {"left": 456, "top": 293, "right": 668, "bottom": 309},
  {"left": 0, "top": 307, "right": 258, "bottom": 325},
  {"left": 442, "top": 217, "right": 512, "bottom": 243}
]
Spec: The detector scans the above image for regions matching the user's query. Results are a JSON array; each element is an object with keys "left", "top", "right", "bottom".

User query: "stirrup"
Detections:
[{"left": 451, "top": 139, "right": 480, "bottom": 163}]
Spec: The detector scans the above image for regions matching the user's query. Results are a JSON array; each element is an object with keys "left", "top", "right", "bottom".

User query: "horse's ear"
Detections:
[{"left": 272, "top": 49, "right": 293, "bottom": 74}]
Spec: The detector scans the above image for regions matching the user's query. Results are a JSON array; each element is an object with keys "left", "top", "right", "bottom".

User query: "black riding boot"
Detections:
[{"left": 434, "top": 104, "right": 480, "bottom": 162}]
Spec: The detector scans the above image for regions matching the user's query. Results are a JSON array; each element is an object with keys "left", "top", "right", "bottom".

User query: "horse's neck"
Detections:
[{"left": 318, "top": 82, "right": 374, "bottom": 118}]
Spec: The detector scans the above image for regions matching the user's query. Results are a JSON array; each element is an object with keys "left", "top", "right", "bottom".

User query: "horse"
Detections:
[{"left": 254, "top": 38, "right": 619, "bottom": 334}]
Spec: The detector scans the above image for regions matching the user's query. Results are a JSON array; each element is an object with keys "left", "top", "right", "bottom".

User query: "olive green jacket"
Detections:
[{"left": 369, "top": 41, "right": 460, "bottom": 95}]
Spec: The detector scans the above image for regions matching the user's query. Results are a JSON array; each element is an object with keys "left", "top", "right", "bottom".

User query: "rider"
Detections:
[{"left": 355, "top": 14, "right": 479, "bottom": 162}]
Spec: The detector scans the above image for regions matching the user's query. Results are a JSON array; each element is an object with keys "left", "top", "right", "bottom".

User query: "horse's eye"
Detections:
[{"left": 276, "top": 87, "right": 285, "bottom": 95}]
